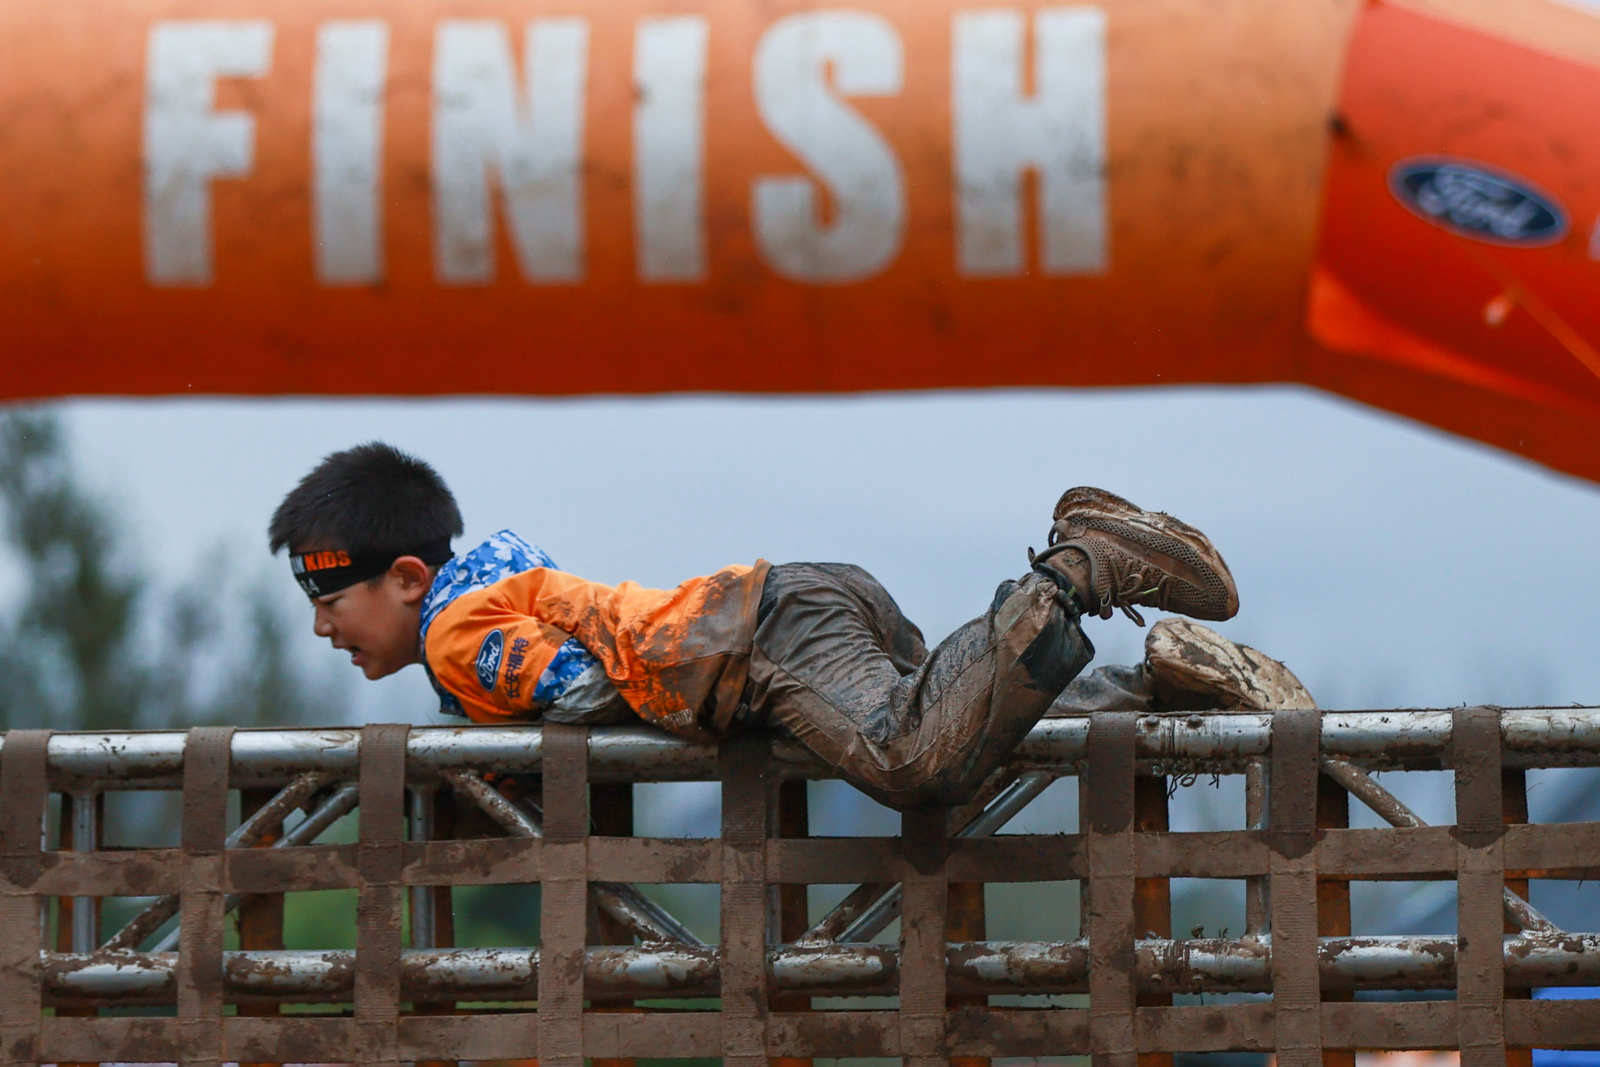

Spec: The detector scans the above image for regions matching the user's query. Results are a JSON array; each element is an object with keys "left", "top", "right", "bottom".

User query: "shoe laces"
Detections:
[
  {"left": 1042, "top": 524, "right": 1167, "bottom": 627},
  {"left": 1103, "top": 572, "right": 1165, "bottom": 627}
]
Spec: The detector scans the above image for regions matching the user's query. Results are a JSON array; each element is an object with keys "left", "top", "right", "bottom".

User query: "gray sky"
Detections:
[{"left": 44, "top": 383, "right": 1600, "bottom": 726}]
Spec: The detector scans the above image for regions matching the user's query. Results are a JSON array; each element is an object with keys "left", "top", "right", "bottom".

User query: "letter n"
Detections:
[{"left": 432, "top": 20, "right": 588, "bottom": 283}]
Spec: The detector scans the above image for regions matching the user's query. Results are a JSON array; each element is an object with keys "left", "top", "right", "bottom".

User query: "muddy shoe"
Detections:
[
  {"left": 1030, "top": 487, "right": 1239, "bottom": 625},
  {"left": 1145, "top": 618, "right": 1315, "bottom": 711}
]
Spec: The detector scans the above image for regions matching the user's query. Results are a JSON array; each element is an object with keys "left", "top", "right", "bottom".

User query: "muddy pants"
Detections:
[
  {"left": 743, "top": 562, "right": 1093, "bottom": 809},
  {"left": 1050, "top": 663, "right": 1159, "bottom": 714}
]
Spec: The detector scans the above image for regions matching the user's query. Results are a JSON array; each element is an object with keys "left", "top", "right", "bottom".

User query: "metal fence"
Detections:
[{"left": 3, "top": 707, "right": 1599, "bottom": 1064}]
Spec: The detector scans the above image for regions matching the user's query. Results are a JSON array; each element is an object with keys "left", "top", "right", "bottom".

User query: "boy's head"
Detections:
[{"left": 270, "top": 442, "right": 464, "bottom": 680}]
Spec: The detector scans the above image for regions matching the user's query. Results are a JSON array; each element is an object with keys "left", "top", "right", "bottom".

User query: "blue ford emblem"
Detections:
[
  {"left": 1390, "top": 159, "right": 1566, "bottom": 246},
  {"left": 475, "top": 629, "right": 505, "bottom": 691}
]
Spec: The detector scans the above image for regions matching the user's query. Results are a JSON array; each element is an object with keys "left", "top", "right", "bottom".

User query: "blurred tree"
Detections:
[
  {"left": 0, "top": 410, "right": 152, "bottom": 730},
  {"left": 0, "top": 407, "right": 338, "bottom": 732}
]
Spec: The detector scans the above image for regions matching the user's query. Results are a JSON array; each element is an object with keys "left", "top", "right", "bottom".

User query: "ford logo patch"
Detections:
[
  {"left": 1390, "top": 159, "right": 1566, "bottom": 246},
  {"left": 475, "top": 629, "right": 505, "bottom": 692}
]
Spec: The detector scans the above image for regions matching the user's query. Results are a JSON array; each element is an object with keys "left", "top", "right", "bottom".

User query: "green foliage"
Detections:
[
  {"left": 0, "top": 411, "right": 152, "bottom": 730},
  {"left": 0, "top": 407, "right": 339, "bottom": 732}
]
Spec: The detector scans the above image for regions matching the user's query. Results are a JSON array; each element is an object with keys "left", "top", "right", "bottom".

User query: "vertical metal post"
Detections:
[
  {"left": 1079, "top": 772, "right": 1092, "bottom": 939},
  {"left": 1502, "top": 769, "right": 1533, "bottom": 1067},
  {"left": 429, "top": 786, "right": 458, "bottom": 952},
  {"left": 771, "top": 779, "right": 813, "bottom": 1067},
  {"left": 69, "top": 791, "right": 98, "bottom": 951},
  {"left": 412, "top": 784, "right": 459, "bottom": 1067},
  {"left": 946, "top": 802, "right": 988, "bottom": 1067},
  {"left": 1316, "top": 771, "right": 1354, "bottom": 1067},
  {"left": 39, "top": 789, "right": 51, "bottom": 948},
  {"left": 1245, "top": 760, "right": 1269, "bottom": 934},
  {"left": 55, "top": 791, "right": 100, "bottom": 1067},
  {"left": 409, "top": 786, "right": 437, "bottom": 950},
  {"left": 238, "top": 785, "right": 288, "bottom": 1067},
  {"left": 1134, "top": 774, "right": 1172, "bottom": 1067},
  {"left": 589, "top": 780, "right": 638, "bottom": 1067},
  {"left": 237, "top": 783, "right": 287, "bottom": 1067}
]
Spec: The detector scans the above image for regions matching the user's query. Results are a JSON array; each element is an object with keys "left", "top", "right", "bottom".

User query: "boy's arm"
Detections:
[{"left": 424, "top": 599, "right": 584, "bottom": 722}]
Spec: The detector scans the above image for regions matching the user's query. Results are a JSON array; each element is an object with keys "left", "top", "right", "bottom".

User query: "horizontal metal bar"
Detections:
[
  {"left": 41, "top": 932, "right": 1600, "bottom": 1004},
  {"left": 7, "top": 709, "right": 1600, "bottom": 790}
]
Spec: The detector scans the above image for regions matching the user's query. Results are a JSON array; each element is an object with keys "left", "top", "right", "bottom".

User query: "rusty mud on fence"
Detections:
[{"left": 3, "top": 708, "right": 1600, "bottom": 1061}]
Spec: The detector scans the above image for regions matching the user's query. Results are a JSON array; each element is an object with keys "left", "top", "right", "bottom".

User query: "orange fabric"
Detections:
[
  {"left": 1, "top": 0, "right": 1348, "bottom": 396},
  {"left": 6, "top": 0, "right": 1599, "bottom": 481},
  {"left": 1308, "top": 1, "right": 1600, "bottom": 481},
  {"left": 425, "top": 562, "right": 771, "bottom": 739}
]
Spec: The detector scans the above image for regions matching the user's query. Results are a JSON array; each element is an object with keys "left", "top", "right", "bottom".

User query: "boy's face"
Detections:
[{"left": 308, "top": 560, "right": 430, "bottom": 680}]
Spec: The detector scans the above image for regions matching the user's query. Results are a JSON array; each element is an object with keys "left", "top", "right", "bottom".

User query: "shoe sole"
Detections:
[
  {"left": 1145, "top": 618, "right": 1315, "bottom": 710},
  {"left": 1054, "top": 486, "right": 1212, "bottom": 544}
]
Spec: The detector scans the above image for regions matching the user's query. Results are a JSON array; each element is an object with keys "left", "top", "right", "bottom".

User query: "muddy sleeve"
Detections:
[{"left": 424, "top": 592, "right": 584, "bottom": 722}]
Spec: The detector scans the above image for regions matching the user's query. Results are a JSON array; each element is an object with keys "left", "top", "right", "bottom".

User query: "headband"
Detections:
[{"left": 290, "top": 538, "right": 453, "bottom": 599}]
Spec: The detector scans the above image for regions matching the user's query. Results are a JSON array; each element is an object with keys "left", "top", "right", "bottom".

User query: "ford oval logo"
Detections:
[
  {"left": 475, "top": 629, "right": 505, "bottom": 692},
  {"left": 1390, "top": 159, "right": 1566, "bottom": 246}
]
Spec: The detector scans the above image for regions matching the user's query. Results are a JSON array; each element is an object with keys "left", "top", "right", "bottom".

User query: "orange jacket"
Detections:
[{"left": 423, "top": 537, "right": 770, "bottom": 740}]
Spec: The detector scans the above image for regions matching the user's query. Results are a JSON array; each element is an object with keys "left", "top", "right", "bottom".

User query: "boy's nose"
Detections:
[{"left": 313, "top": 608, "right": 334, "bottom": 638}]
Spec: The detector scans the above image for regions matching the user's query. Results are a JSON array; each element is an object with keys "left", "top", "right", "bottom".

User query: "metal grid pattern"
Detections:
[{"left": 3, "top": 708, "right": 1600, "bottom": 1063}]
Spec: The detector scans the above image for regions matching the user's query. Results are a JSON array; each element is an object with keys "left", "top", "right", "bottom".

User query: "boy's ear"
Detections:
[{"left": 389, "top": 555, "right": 433, "bottom": 604}]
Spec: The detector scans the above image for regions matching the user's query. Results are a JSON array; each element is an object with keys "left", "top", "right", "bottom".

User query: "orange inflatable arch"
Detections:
[{"left": 3, "top": 0, "right": 1598, "bottom": 480}]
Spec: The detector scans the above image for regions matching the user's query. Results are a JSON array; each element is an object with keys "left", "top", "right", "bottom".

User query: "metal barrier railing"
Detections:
[{"left": 2, "top": 708, "right": 1598, "bottom": 1063}]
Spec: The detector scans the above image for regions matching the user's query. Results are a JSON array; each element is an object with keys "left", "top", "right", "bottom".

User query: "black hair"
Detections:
[{"left": 268, "top": 442, "right": 464, "bottom": 557}]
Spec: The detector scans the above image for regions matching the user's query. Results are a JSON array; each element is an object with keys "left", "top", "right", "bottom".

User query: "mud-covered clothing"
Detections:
[
  {"left": 422, "top": 533, "right": 1095, "bottom": 808},
  {"left": 745, "top": 563, "right": 1093, "bottom": 807},
  {"left": 421, "top": 531, "right": 768, "bottom": 741},
  {"left": 1049, "top": 664, "right": 1158, "bottom": 714}
]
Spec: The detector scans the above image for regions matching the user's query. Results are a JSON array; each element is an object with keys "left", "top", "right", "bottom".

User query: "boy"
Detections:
[{"left": 270, "top": 442, "right": 1240, "bottom": 809}]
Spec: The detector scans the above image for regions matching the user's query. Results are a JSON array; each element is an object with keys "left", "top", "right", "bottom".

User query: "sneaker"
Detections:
[
  {"left": 1144, "top": 618, "right": 1315, "bottom": 710},
  {"left": 1031, "top": 486, "right": 1239, "bottom": 625}
]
